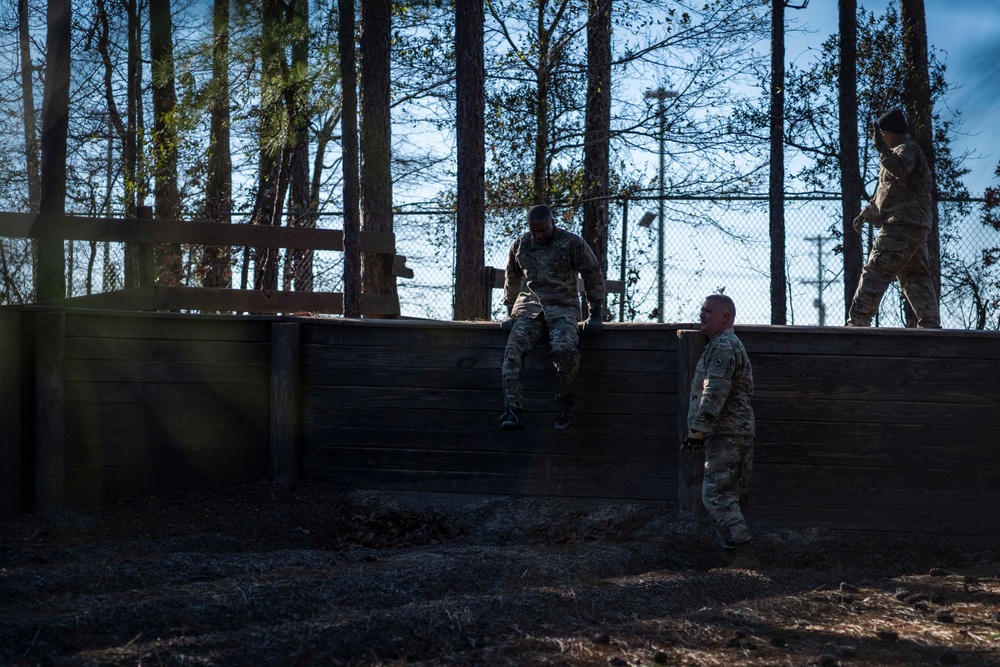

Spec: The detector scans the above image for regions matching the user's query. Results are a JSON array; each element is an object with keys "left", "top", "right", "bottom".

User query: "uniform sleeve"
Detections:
[
  {"left": 574, "top": 239, "right": 606, "bottom": 309},
  {"left": 502, "top": 240, "right": 522, "bottom": 308},
  {"left": 878, "top": 142, "right": 917, "bottom": 180},
  {"left": 690, "top": 343, "right": 736, "bottom": 434}
]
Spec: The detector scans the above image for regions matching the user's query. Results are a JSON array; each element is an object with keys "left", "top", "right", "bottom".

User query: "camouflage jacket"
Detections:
[
  {"left": 860, "top": 135, "right": 934, "bottom": 230},
  {"left": 688, "top": 328, "right": 755, "bottom": 437},
  {"left": 503, "top": 227, "right": 606, "bottom": 320}
]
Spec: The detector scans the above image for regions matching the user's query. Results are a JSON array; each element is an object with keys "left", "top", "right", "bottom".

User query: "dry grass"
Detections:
[{"left": 1, "top": 481, "right": 999, "bottom": 666}]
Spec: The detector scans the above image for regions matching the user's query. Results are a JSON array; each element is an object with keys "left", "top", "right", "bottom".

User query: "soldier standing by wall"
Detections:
[
  {"left": 849, "top": 108, "right": 941, "bottom": 328},
  {"left": 685, "top": 294, "right": 758, "bottom": 568},
  {"left": 499, "top": 205, "right": 606, "bottom": 431}
]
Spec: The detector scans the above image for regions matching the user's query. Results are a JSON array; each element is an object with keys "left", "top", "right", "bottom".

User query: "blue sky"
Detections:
[{"left": 787, "top": 0, "right": 1000, "bottom": 195}]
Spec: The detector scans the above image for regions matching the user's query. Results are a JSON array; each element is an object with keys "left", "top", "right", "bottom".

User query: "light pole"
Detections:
[{"left": 644, "top": 87, "right": 677, "bottom": 322}]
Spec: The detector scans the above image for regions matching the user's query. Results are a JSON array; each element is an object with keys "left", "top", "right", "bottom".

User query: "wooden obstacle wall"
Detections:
[{"left": 3, "top": 309, "right": 1000, "bottom": 540}]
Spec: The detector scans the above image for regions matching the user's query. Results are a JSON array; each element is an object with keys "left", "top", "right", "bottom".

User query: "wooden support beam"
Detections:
[
  {"left": 137, "top": 206, "right": 154, "bottom": 286},
  {"left": 270, "top": 322, "right": 301, "bottom": 485},
  {"left": 0, "top": 312, "right": 22, "bottom": 520},
  {"left": 0, "top": 212, "right": 396, "bottom": 253},
  {"left": 35, "top": 312, "right": 66, "bottom": 511},
  {"left": 677, "top": 328, "right": 708, "bottom": 515},
  {"left": 39, "top": 285, "right": 401, "bottom": 316}
]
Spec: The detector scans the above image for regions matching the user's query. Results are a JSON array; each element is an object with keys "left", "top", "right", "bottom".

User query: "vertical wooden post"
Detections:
[
  {"left": 270, "top": 322, "right": 301, "bottom": 485},
  {"left": 35, "top": 311, "right": 65, "bottom": 511},
  {"left": 677, "top": 328, "right": 707, "bottom": 515},
  {"left": 137, "top": 205, "right": 155, "bottom": 286},
  {"left": 0, "top": 312, "right": 22, "bottom": 519}
]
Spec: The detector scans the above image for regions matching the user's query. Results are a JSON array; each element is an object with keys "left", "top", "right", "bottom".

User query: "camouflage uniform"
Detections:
[
  {"left": 688, "top": 328, "right": 755, "bottom": 546},
  {"left": 849, "top": 135, "right": 940, "bottom": 328},
  {"left": 502, "top": 227, "right": 605, "bottom": 411}
]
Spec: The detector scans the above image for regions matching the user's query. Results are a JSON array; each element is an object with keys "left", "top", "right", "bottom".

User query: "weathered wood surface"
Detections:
[
  {"left": 60, "top": 312, "right": 270, "bottom": 505},
  {"left": 300, "top": 319, "right": 682, "bottom": 502},
  {"left": 35, "top": 313, "right": 66, "bottom": 511},
  {"left": 0, "top": 312, "right": 21, "bottom": 519},
  {"left": 733, "top": 326, "right": 1000, "bottom": 537},
  {"left": 270, "top": 323, "right": 301, "bottom": 485}
]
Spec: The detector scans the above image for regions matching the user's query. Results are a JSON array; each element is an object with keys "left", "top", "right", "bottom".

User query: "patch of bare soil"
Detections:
[{"left": 2, "top": 481, "right": 999, "bottom": 666}]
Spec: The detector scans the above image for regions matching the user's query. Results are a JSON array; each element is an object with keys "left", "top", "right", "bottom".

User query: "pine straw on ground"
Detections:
[{"left": 1, "top": 481, "right": 999, "bottom": 666}]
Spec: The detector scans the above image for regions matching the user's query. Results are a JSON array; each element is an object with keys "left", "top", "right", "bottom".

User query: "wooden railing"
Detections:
[{"left": 0, "top": 209, "right": 412, "bottom": 316}]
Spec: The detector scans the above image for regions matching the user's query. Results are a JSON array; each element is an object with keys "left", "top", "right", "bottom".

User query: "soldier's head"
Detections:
[
  {"left": 699, "top": 294, "right": 735, "bottom": 339},
  {"left": 877, "top": 108, "right": 907, "bottom": 147},
  {"left": 528, "top": 205, "right": 555, "bottom": 245}
]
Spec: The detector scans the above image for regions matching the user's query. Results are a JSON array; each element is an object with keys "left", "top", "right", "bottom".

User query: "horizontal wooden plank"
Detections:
[
  {"left": 65, "top": 359, "right": 268, "bottom": 384},
  {"left": 304, "top": 345, "right": 675, "bottom": 373},
  {"left": 305, "top": 467, "right": 677, "bottom": 501},
  {"left": 66, "top": 422, "right": 268, "bottom": 451},
  {"left": 303, "top": 385, "right": 673, "bottom": 416},
  {"left": 753, "top": 397, "right": 1000, "bottom": 426},
  {"left": 302, "top": 320, "right": 679, "bottom": 352},
  {"left": 754, "top": 378, "right": 999, "bottom": 406},
  {"left": 66, "top": 441, "right": 267, "bottom": 468},
  {"left": 737, "top": 327, "right": 1000, "bottom": 360},
  {"left": 752, "top": 505, "right": 1000, "bottom": 538},
  {"left": 303, "top": 427, "right": 677, "bottom": 458},
  {"left": 0, "top": 211, "right": 398, "bottom": 253},
  {"left": 65, "top": 337, "right": 270, "bottom": 363},
  {"left": 65, "top": 400, "right": 268, "bottom": 426},
  {"left": 66, "top": 313, "right": 271, "bottom": 342},
  {"left": 65, "top": 381, "right": 269, "bottom": 405},
  {"left": 755, "top": 420, "right": 1000, "bottom": 470},
  {"left": 752, "top": 463, "right": 1000, "bottom": 496},
  {"left": 307, "top": 447, "right": 675, "bottom": 480},
  {"left": 302, "top": 405, "right": 676, "bottom": 437},
  {"left": 752, "top": 353, "right": 1000, "bottom": 384},
  {"left": 302, "top": 366, "right": 675, "bottom": 395}
]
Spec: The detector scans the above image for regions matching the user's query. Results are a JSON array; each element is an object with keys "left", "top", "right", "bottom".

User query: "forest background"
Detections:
[{"left": 1, "top": 0, "right": 999, "bottom": 327}]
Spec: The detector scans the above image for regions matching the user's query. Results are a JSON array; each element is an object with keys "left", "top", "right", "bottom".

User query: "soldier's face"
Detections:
[
  {"left": 881, "top": 129, "right": 903, "bottom": 148},
  {"left": 529, "top": 216, "right": 555, "bottom": 245},
  {"left": 699, "top": 300, "right": 733, "bottom": 338}
]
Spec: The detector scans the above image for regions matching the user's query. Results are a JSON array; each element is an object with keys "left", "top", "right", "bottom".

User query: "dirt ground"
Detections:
[{"left": 1, "top": 481, "right": 999, "bottom": 667}]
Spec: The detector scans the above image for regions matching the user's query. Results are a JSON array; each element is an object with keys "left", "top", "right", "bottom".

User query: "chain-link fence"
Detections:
[{"left": 2, "top": 197, "right": 996, "bottom": 329}]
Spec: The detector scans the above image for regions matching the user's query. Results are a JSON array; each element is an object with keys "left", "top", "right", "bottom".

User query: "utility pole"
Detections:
[
  {"left": 803, "top": 235, "right": 835, "bottom": 326},
  {"left": 643, "top": 86, "right": 677, "bottom": 323}
]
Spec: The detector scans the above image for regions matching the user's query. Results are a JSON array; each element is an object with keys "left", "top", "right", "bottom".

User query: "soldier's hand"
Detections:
[
  {"left": 681, "top": 435, "right": 704, "bottom": 452},
  {"left": 852, "top": 214, "right": 865, "bottom": 233},
  {"left": 581, "top": 303, "right": 604, "bottom": 335},
  {"left": 500, "top": 316, "right": 516, "bottom": 334},
  {"left": 872, "top": 120, "right": 887, "bottom": 152}
]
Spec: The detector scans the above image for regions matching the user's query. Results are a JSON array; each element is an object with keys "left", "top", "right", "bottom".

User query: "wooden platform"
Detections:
[{"left": 3, "top": 308, "right": 1000, "bottom": 540}]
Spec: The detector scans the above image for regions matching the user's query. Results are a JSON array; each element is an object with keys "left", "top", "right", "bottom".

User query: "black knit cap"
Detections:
[{"left": 877, "top": 108, "right": 907, "bottom": 134}]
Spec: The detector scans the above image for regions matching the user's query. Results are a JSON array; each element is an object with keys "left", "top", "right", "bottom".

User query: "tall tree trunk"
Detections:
[
  {"left": 359, "top": 0, "right": 395, "bottom": 314},
  {"left": 900, "top": 0, "right": 939, "bottom": 319},
  {"left": 287, "top": 0, "right": 313, "bottom": 292},
  {"left": 839, "top": 0, "right": 863, "bottom": 321},
  {"left": 583, "top": 0, "right": 610, "bottom": 308},
  {"left": 454, "top": 0, "right": 486, "bottom": 320},
  {"left": 37, "top": 0, "right": 71, "bottom": 301},
  {"left": 150, "top": 0, "right": 182, "bottom": 286},
  {"left": 201, "top": 0, "right": 232, "bottom": 288},
  {"left": 254, "top": 0, "right": 287, "bottom": 291},
  {"left": 19, "top": 0, "right": 41, "bottom": 213},
  {"left": 123, "top": 0, "right": 142, "bottom": 287},
  {"left": 768, "top": 0, "right": 786, "bottom": 324},
  {"left": 339, "top": 0, "right": 361, "bottom": 317},
  {"left": 533, "top": 3, "right": 550, "bottom": 205}
]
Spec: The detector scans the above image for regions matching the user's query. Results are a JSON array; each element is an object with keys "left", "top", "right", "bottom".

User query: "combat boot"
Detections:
[
  {"left": 499, "top": 408, "right": 523, "bottom": 431},
  {"left": 554, "top": 402, "right": 573, "bottom": 430},
  {"left": 728, "top": 540, "right": 760, "bottom": 569}
]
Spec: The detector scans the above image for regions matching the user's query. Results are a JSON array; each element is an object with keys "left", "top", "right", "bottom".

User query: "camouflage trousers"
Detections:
[
  {"left": 502, "top": 313, "right": 580, "bottom": 411},
  {"left": 702, "top": 434, "right": 754, "bottom": 546},
  {"left": 848, "top": 224, "right": 940, "bottom": 328}
]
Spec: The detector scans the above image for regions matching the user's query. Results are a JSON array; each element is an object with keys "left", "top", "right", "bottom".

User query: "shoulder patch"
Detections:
[{"left": 713, "top": 358, "right": 723, "bottom": 367}]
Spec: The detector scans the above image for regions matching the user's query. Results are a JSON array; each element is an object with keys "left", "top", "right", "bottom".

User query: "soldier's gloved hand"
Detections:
[
  {"left": 872, "top": 120, "right": 887, "bottom": 153},
  {"left": 852, "top": 213, "right": 865, "bottom": 233},
  {"left": 581, "top": 303, "right": 603, "bottom": 335}
]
